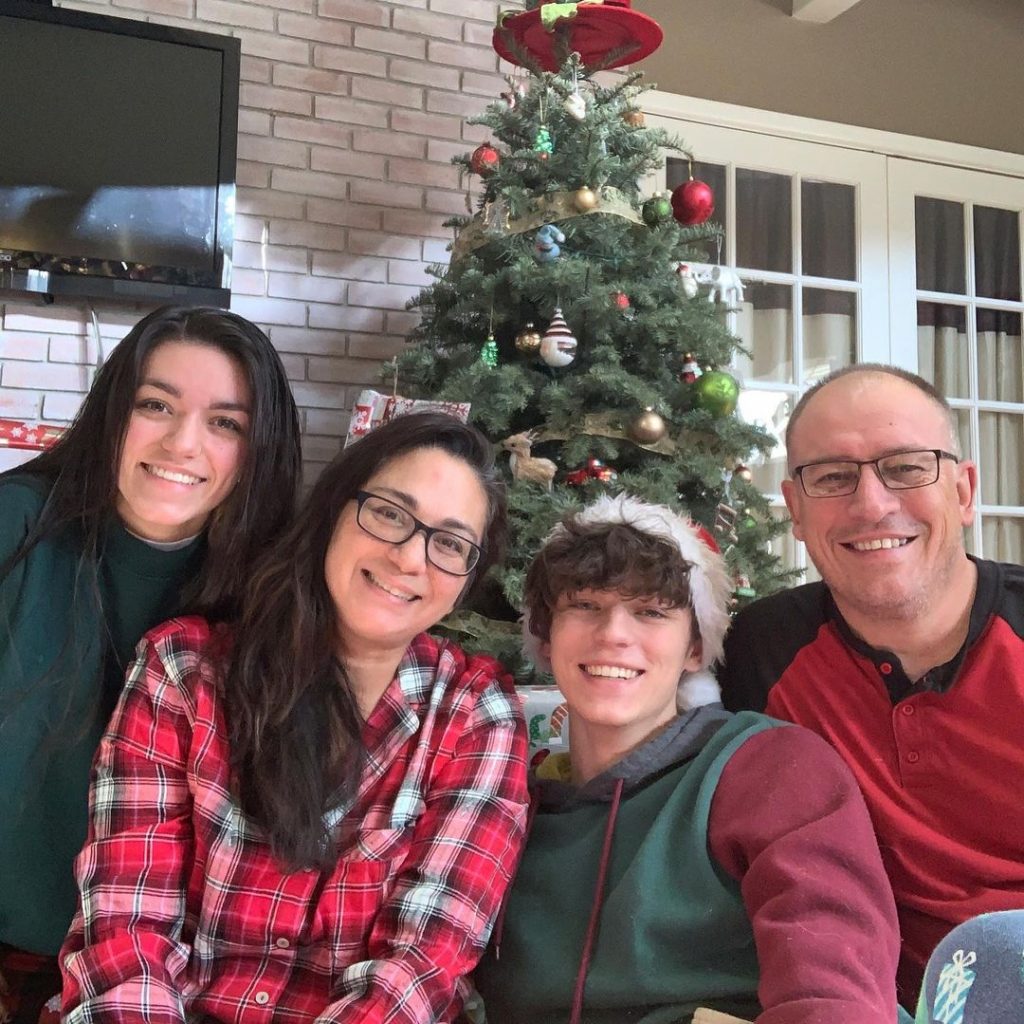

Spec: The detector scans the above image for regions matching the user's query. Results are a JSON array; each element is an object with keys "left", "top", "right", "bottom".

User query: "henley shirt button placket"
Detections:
[
  {"left": 275, "top": 937, "right": 290, "bottom": 949},
  {"left": 254, "top": 991, "right": 270, "bottom": 1006}
]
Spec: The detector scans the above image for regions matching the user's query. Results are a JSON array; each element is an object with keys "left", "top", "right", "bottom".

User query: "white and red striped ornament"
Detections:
[{"left": 539, "top": 307, "right": 578, "bottom": 367}]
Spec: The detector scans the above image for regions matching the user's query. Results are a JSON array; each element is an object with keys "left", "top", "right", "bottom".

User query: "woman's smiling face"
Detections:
[{"left": 324, "top": 446, "right": 488, "bottom": 663}]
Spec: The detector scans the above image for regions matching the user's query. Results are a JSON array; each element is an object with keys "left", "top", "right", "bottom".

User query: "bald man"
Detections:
[{"left": 718, "top": 364, "right": 1024, "bottom": 1013}]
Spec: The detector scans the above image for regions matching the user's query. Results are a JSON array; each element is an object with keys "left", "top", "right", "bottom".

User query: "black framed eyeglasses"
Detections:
[
  {"left": 793, "top": 449, "right": 959, "bottom": 498},
  {"left": 354, "top": 491, "right": 482, "bottom": 576}
]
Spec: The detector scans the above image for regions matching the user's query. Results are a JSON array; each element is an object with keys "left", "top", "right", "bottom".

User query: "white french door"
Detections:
[{"left": 889, "top": 160, "right": 1024, "bottom": 562}]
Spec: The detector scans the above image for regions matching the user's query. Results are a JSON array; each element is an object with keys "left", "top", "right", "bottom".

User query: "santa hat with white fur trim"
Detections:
[{"left": 522, "top": 494, "right": 732, "bottom": 709}]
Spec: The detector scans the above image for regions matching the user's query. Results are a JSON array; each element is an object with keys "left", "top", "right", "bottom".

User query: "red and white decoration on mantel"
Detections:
[
  {"left": 344, "top": 390, "right": 471, "bottom": 448},
  {"left": 0, "top": 419, "right": 66, "bottom": 451}
]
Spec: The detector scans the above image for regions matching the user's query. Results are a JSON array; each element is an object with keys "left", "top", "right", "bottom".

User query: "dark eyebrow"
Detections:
[
  {"left": 373, "top": 485, "right": 480, "bottom": 542},
  {"left": 139, "top": 378, "right": 251, "bottom": 414}
]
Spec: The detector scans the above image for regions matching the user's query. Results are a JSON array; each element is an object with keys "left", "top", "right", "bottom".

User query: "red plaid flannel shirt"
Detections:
[{"left": 61, "top": 617, "right": 528, "bottom": 1024}]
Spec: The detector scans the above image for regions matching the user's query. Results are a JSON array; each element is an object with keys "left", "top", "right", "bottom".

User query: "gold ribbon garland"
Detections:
[{"left": 452, "top": 186, "right": 643, "bottom": 261}]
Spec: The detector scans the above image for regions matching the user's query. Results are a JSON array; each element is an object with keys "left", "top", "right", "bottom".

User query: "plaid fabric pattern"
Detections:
[{"left": 61, "top": 617, "right": 528, "bottom": 1024}]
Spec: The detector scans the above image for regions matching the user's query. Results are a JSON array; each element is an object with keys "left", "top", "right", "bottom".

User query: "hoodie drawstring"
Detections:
[{"left": 569, "top": 775, "right": 624, "bottom": 1024}]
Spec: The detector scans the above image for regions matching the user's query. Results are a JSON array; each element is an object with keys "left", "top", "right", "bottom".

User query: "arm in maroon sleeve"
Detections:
[{"left": 708, "top": 724, "right": 900, "bottom": 1024}]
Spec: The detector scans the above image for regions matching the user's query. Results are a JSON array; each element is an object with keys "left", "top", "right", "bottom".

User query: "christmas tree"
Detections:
[{"left": 393, "top": 3, "right": 788, "bottom": 677}]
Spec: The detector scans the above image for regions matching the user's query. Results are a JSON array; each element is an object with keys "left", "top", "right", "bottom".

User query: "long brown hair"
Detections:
[{"left": 223, "top": 412, "right": 507, "bottom": 869}]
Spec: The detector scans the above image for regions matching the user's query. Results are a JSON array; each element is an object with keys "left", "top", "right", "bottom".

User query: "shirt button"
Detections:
[
  {"left": 907, "top": 751, "right": 920, "bottom": 764},
  {"left": 255, "top": 992, "right": 270, "bottom": 1005},
  {"left": 275, "top": 937, "right": 290, "bottom": 949},
  {"left": 879, "top": 662, "right": 893, "bottom": 675},
  {"left": 901, "top": 704, "right": 915, "bottom": 716}
]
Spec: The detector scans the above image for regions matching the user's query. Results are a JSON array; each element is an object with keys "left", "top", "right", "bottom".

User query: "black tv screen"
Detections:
[{"left": 0, "top": 1, "right": 240, "bottom": 305}]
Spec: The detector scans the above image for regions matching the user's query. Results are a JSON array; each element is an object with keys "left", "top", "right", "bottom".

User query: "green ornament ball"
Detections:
[
  {"left": 642, "top": 193, "right": 672, "bottom": 226},
  {"left": 693, "top": 369, "right": 740, "bottom": 417}
]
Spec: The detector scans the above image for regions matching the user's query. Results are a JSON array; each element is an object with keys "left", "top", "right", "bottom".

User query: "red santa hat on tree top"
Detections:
[{"left": 522, "top": 493, "right": 732, "bottom": 709}]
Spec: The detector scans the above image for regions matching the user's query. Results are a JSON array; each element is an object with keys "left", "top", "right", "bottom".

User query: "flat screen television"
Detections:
[{"left": 0, "top": 1, "right": 240, "bottom": 306}]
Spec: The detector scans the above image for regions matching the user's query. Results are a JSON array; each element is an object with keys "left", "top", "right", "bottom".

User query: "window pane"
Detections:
[
  {"left": 977, "top": 309, "right": 1023, "bottom": 403},
  {"left": 734, "top": 283, "right": 793, "bottom": 383},
  {"left": 918, "top": 302, "right": 968, "bottom": 399},
  {"left": 666, "top": 158, "right": 727, "bottom": 263},
  {"left": 736, "top": 388, "right": 792, "bottom": 496},
  {"left": 915, "top": 196, "right": 965, "bottom": 294},
  {"left": 973, "top": 206, "right": 1021, "bottom": 302},
  {"left": 803, "top": 288, "right": 855, "bottom": 383},
  {"left": 981, "top": 517, "right": 1024, "bottom": 563},
  {"left": 978, "top": 412, "right": 1024, "bottom": 506},
  {"left": 802, "top": 180, "right": 856, "bottom": 280},
  {"left": 737, "top": 168, "right": 792, "bottom": 273},
  {"left": 953, "top": 408, "right": 972, "bottom": 463}
]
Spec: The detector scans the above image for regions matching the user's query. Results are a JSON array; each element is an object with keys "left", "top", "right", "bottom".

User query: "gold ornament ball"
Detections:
[
  {"left": 574, "top": 186, "right": 598, "bottom": 212},
  {"left": 622, "top": 109, "right": 645, "bottom": 127},
  {"left": 734, "top": 463, "right": 753, "bottom": 483},
  {"left": 514, "top": 322, "right": 542, "bottom": 355},
  {"left": 629, "top": 407, "right": 667, "bottom": 444}
]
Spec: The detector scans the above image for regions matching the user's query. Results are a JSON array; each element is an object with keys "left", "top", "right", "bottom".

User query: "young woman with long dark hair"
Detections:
[
  {"left": 61, "top": 412, "right": 529, "bottom": 1024},
  {"left": 0, "top": 306, "right": 301, "bottom": 1024}
]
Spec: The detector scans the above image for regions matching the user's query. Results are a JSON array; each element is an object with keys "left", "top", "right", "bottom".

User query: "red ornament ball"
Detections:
[
  {"left": 470, "top": 142, "right": 500, "bottom": 176},
  {"left": 612, "top": 291, "right": 630, "bottom": 310},
  {"left": 671, "top": 178, "right": 715, "bottom": 226}
]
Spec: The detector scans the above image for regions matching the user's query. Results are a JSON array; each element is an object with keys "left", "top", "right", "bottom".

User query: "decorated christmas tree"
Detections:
[{"left": 391, "top": 1, "right": 789, "bottom": 677}]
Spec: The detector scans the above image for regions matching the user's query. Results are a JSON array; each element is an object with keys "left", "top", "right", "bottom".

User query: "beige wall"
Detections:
[{"left": 641, "top": 0, "right": 1024, "bottom": 156}]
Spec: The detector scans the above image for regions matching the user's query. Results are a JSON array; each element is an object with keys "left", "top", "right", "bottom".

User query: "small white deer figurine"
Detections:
[{"left": 501, "top": 431, "right": 557, "bottom": 491}]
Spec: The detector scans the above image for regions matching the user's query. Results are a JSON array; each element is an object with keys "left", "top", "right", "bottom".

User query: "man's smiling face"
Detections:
[{"left": 782, "top": 372, "right": 977, "bottom": 625}]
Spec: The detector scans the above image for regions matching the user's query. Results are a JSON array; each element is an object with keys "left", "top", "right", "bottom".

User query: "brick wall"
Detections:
[{"left": 0, "top": 0, "right": 515, "bottom": 480}]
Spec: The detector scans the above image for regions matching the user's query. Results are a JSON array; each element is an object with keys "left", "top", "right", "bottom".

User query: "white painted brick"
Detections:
[
  {"left": 308, "top": 356, "right": 381, "bottom": 384},
  {"left": 308, "top": 303, "right": 384, "bottom": 332},
  {"left": 0, "top": 390, "right": 42, "bottom": 420},
  {"left": 233, "top": 242, "right": 310, "bottom": 274},
  {"left": 306, "top": 408, "right": 350, "bottom": 436},
  {"left": 430, "top": 0, "right": 498, "bottom": 19},
  {"left": 427, "top": 89, "right": 489, "bottom": 118},
  {"left": 3, "top": 362, "right": 93, "bottom": 392},
  {"left": 349, "top": 231, "right": 423, "bottom": 260},
  {"left": 290, "top": 381, "right": 349, "bottom": 409},
  {"left": 311, "top": 252, "right": 388, "bottom": 282},
  {"left": 350, "top": 78, "right": 423, "bottom": 110},
  {"left": 236, "top": 189, "right": 307, "bottom": 220},
  {"left": 307, "top": 198, "right": 382, "bottom": 230},
  {"left": 238, "top": 109, "right": 272, "bottom": 136},
  {"left": 302, "top": 435, "right": 344, "bottom": 462},
  {"left": 274, "top": 116, "right": 352, "bottom": 149},
  {"left": 425, "top": 189, "right": 471, "bottom": 216},
  {"left": 353, "top": 26, "right": 425, "bottom": 59},
  {"left": 229, "top": 295, "right": 308, "bottom": 327},
  {"left": 197, "top": 0, "right": 273, "bottom": 31},
  {"left": 237, "top": 135, "right": 309, "bottom": 169},
  {"left": 423, "top": 239, "right": 454, "bottom": 264},
  {"left": 390, "top": 108, "right": 462, "bottom": 140},
  {"left": 273, "top": 67, "right": 350, "bottom": 96},
  {"left": 461, "top": 70, "right": 506, "bottom": 96},
  {"left": 463, "top": 21, "right": 496, "bottom": 46},
  {"left": 240, "top": 56, "right": 273, "bottom": 83},
  {"left": 3, "top": 308, "right": 87, "bottom": 334},
  {"left": 319, "top": 0, "right": 389, "bottom": 27},
  {"left": 237, "top": 29, "right": 311, "bottom": 65},
  {"left": 316, "top": 95, "right": 389, "bottom": 129},
  {"left": 348, "top": 282, "right": 419, "bottom": 310},
  {"left": 389, "top": 158, "right": 460, "bottom": 190},
  {"left": 381, "top": 208, "right": 452, "bottom": 239},
  {"left": 427, "top": 139, "right": 471, "bottom": 164},
  {"left": 271, "top": 327, "right": 348, "bottom": 357},
  {"left": 347, "top": 333, "right": 408, "bottom": 359},
  {"left": 0, "top": 335, "right": 49, "bottom": 361},
  {"left": 352, "top": 129, "right": 426, "bottom": 159},
  {"left": 42, "top": 392, "right": 86, "bottom": 422},
  {"left": 392, "top": 8, "right": 461, "bottom": 41},
  {"left": 267, "top": 272, "right": 347, "bottom": 304},
  {"left": 230, "top": 267, "right": 270, "bottom": 297},
  {"left": 386, "top": 310, "right": 422, "bottom": 335},
  {"left": 349, "top": 179, "right": 424, "bottom": 210},
  {"left": 310, "top": 148, "right": 387, "bottom": 178},
  {"left": 236, "top": 161, "right": 272, "bottom": 188},
  {"left": 271, "top": 168, "right": 349, "bottom": 200},
  {"left": 389, "top": 59, "right": 460, "bottom": 92},
  {"left": 110, "top": 0, "right": 193, "bottom": 17},
  {"left": 235, "top": 214, "right": 269, "bottom": 243},
  {"left": 279, "top": 353, "right": 308, "bottom": 381},
  {"left": 240, "top": 83, "right": 313, "bottom": 117},
  {"left": 314, "top": 44, "right": 387, "bottom": 78},
  {"left": 48, "top": 334, "right": 118, "bottom": 364},
  {"left": 277, "top": 12, "right": 353, "bottom": 44},
  {"left": 428, "top": 39, "right": 498, "bottom": 73},
  {"left": 387, "top": 260, "right": 432, "bottom": 287},
  {"left": 270, "top": 220, "right": 349, "bottom": 251}
]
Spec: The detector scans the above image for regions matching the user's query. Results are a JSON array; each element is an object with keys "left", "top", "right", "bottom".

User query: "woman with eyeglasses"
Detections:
[{"left": 59, "top": 412, "right": 530, "bottom": 1024}]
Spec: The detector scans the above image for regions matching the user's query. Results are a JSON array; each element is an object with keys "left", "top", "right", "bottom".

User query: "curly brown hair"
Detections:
[{"left": 523, "top": 517, "right": 697, "bottom": 649}]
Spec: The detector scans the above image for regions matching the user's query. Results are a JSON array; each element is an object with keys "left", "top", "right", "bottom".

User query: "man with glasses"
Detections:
[{"left": 718, "top": 364, "right": 1024, "bottom": 1016}]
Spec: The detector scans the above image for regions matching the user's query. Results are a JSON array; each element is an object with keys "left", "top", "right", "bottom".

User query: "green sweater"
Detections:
[
  {"left": 475, "top": 713, "right": 775, "bottom": 1024},
  {"left": 0, "top": 474, "right": 204, "bottom": 954}
]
